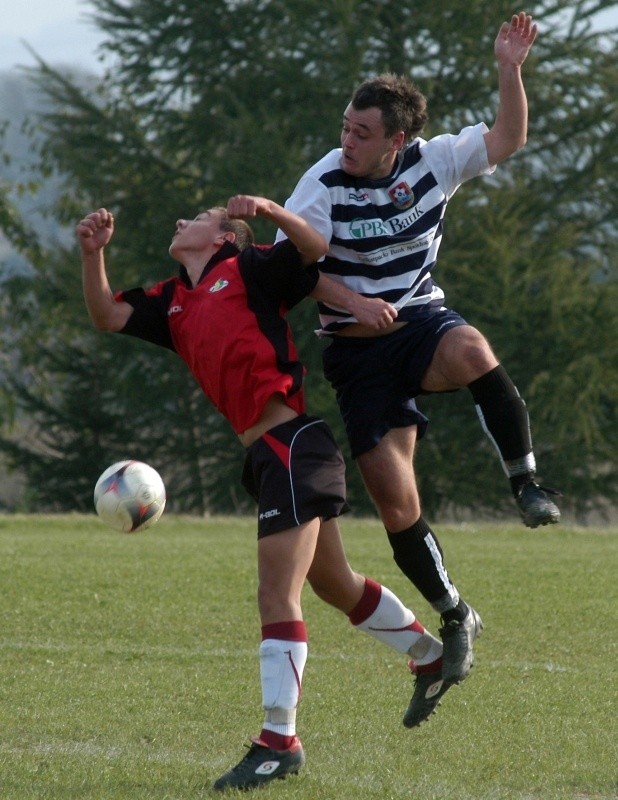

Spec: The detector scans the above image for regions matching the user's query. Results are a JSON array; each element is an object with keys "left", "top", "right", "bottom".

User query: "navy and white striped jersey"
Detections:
[{"left": 276, "top": 122, "right": 495, "bottom": 334}]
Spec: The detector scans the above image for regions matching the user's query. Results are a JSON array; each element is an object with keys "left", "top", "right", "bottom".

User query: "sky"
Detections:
[
  {"left": 0, "top": 1, "right": 616, "bottom": 74},
  {"left": 0, "top": 0, "right": 105, "bottom": 74}
]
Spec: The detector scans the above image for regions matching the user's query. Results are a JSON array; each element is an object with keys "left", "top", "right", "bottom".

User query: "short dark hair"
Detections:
[
  {"left": 211, "top": 206, "right": 255, "bottom": 250},
  {"left": 351, "top": 73, "right": 428, "bottom": 142}
]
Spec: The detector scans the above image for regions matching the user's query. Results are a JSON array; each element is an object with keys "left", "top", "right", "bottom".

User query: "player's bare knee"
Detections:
[
  {"left": 379, "top": 505, "right": 421, "bottom": 532},
  {"left": 463, "top": 342, "right": 496, "bottom": 374},
  {"left": 453, "top": 329, "right": 497, "bottom": 376}
]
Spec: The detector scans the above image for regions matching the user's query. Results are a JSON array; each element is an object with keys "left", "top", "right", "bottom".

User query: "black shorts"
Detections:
[
  {"left": 322, "top": 307, "right": 468, "bottom": 459},
  {"left": 241, "top": 415, "right": 349, "bottom": 538}
]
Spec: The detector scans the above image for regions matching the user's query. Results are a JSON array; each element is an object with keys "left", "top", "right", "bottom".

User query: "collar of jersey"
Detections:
[{"left": 178, "top": 241, "right": 240, "bottom": 288}]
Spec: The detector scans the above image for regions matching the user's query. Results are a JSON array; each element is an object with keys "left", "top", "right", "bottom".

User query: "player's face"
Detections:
[
  {"left": 169, "top": 210, "right": 224, "bottom": 258},
  {"left": 340, "top": 104, "right": 404, "bottom": 180}
]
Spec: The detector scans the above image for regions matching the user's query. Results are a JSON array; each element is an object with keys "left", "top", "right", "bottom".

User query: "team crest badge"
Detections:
[
  {"left": 389, "top": 181, "right": 415, "bottom": 210},
  {"left": 209, "top": 279, "right": 229, "bottom": 293}
]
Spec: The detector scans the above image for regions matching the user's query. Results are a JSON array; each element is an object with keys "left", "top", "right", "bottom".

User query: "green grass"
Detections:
[{"left": 0, "top": 514, "right": 616, "bottom": 799}]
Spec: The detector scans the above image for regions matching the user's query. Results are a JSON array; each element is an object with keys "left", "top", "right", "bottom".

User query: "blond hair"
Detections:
[{"left": 210, "top": 206, "right": 255, "bottom": 250}]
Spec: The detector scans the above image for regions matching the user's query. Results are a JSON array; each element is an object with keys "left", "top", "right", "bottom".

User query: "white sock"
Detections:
[
  {"left": 260, "top": 624, "right": 308, "bottom": 738},
  {"left": 349, "top": 578, "right": 442, "bottom": 664}
]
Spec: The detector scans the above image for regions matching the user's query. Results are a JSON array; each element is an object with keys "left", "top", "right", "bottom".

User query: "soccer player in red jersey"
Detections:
[{"left": 78, "top": 197, "right": 449, "bottom": 791}]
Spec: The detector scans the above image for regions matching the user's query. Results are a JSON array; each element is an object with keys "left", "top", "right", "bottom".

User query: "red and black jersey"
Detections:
[{"left": 117, "top": 240, "right": 319, "bottom": 434}]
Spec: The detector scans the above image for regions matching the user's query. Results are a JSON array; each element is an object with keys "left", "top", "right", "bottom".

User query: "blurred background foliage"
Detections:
[{"left": 0, "top": 0, "right": 616, "bottom": 521}]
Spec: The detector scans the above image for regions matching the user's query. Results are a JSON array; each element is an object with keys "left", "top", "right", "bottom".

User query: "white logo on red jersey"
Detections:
[{"left": 209, "top": 279, "right": 229, "bottom": 293}]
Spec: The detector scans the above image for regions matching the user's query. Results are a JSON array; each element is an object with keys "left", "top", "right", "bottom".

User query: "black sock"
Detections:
[
  {"left": 441, "top": 598, "right": 469, "bottom": 624},
  {"left": 386, "top": 517, "right": 457, "bottom": 605},
  {"left": 509, "top": 473, "right": 534, "bottom": 496},
  {"left": 469, "top": 364, "right": 532, "bottom": 462}
]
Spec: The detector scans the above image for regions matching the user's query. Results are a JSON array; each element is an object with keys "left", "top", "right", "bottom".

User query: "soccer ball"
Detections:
[{"left": 94, "top": 460, "right": 166, "bottom": 533}]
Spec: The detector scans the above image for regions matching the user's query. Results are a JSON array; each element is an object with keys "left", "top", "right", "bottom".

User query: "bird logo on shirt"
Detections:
[{"left": 209, "top": 279, "right": 229, "bottom": 293}]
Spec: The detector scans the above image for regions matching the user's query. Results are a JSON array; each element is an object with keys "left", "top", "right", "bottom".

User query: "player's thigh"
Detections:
[
  {"left": 356, "top": 426, "right": 419, "bottom": 509},
  {"left": 258, "top": 520, "right": 320, "bottom": 591},
  {"left": 422, "top": 324, "right": 499, "bottom": 391}
]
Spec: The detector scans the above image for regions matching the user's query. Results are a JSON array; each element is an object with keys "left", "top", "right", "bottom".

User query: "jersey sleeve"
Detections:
[
  {"left": 420, "top": 122, "right": 496, "bottom": 199},
  {"left": 275, "top": 174, "right": 334, "bottom": 244},
  {"left": 116, "top": 283, "right": 176, "bottom": 351},
  {"left": 241, "top": 240, "right": 320, "bottom": 310}
]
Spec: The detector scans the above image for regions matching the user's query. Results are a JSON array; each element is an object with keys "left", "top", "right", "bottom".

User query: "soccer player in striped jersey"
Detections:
[{"left": 276, "top": 13, "right": 560, "bottom": 692}]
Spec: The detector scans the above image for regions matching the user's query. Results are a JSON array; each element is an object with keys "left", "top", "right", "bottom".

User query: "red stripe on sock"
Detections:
[
  {"left": 411, "top": 656, "right": 442, "bottom": 675},
  {"left": 259, "top": 731, "right": 299, "bottom": 751},
  {"left": 347, "top": 577, "right": 382, "bottom": 625},
  {"left": 410, "top": 618, "right": 425, "bottom": 634},
  {"left": 261, "top": 620, "right": 307, "bottom": 642}
]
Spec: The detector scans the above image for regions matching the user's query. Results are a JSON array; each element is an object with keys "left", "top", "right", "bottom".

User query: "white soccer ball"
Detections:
[{"left": 94, "top": 460, "right": 166, "bottom": 533}]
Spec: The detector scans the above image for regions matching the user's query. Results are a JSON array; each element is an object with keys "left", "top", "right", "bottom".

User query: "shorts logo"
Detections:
[
  {"left": 209, "top": 279, "right": 229, "bottom": 293},
  {"left": 436, "top": 319, "right": 459, "bottom": 334},
  {"left": 389, "top": 181, "right": 415, "bottom": 210},
  {"left": 259, "top": 509, "right": 281, "bottom": 520}
]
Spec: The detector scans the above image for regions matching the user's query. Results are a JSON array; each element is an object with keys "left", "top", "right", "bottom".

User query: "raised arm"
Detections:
[
  {"left": 76, "top": 208, "right": 133, "bottom": 332},
  {"left": 483, "top": 11, "right": 538, "bottom": 166},
  {"left": 227, "top": 195, "right": 328, "bottom": 265}
]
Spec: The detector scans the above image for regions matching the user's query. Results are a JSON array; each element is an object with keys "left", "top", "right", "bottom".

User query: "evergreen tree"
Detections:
[{"left": 0, "top": 0, "right": 615, "bottom": 518}]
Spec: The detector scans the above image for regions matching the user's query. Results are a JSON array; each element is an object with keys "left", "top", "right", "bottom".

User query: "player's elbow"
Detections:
[
  {"left": 511, "top": 131, "right": 528, "bottom": 152},
  {"left": 307, "top": 235, "right": 329, "bottom": 263},
  {"left": 89, "top": 310, "right": 122, "bottom": 333},
  {"left": 485, "top": 127, "right": 528, "bottom": 165},
  {"left": 90, "top": 316, "right": 113, "bottom": 332}
]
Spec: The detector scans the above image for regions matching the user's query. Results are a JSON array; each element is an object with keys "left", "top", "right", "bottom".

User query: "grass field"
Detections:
[{"left": 0, "top": 514, "right": 615, "bottom": 799}]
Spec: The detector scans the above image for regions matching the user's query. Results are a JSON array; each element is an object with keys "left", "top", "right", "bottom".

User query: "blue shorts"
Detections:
[
  {"left": 322, "top": 307, "right": 467, "bottom": 459},
  {"left": 241, "top": 415, "right": 349, "bottom": 538}
]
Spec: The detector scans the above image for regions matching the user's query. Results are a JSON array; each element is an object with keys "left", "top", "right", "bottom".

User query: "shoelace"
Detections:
[
  {"left": 540, "top": 484, "right": 562, "bottom": 496},
  {"left": 230, "top": 742, "right": 264, "bottom": 772},
  {"left": 525, "top": 482, "right": 563, "bottom": 497}
]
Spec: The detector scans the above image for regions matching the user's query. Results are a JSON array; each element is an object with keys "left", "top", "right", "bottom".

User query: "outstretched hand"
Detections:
[
  {"left": 495, "top": 12, "right": 538, "bottom": 67},
  {"left": 76, "top": 208, "right": 115, "bottom": 254}
]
